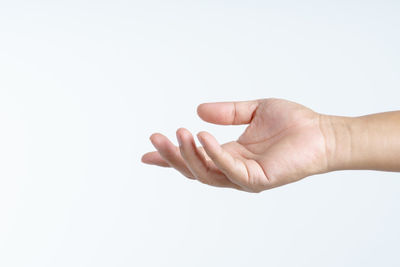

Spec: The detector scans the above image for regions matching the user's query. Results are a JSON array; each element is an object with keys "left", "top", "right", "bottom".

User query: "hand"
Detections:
[{"left": 141, "top": 98, "right": 332, "bottom": 192}]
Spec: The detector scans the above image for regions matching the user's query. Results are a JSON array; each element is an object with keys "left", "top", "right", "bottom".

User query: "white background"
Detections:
[{"left": 1, "top": 1, "right": 400, "bottom": 266}]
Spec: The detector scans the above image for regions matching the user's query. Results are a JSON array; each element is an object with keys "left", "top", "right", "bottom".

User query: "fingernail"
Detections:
[
  {"left": 177, "top": 134, "right": 182, "bottom": 146},
  {"left": 197, "top": 134, "right": 204, "bottom": 146}
]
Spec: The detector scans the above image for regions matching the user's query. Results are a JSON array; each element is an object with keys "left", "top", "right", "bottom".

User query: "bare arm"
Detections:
[
  {"left": 142, "top": 99, "right": 400, "bottom": 192},
  {"left": 323, "top": 112, "right": 400, "bottom": 172}
]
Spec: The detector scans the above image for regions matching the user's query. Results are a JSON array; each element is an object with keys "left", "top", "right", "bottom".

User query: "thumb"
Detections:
[{"left": 197, "top": 100, "right": 259, "bottom": 125}]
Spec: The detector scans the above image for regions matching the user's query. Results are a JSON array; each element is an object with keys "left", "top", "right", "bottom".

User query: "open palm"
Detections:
[{"left": 142, "top": 98, "right": 330, "bottom": 192}]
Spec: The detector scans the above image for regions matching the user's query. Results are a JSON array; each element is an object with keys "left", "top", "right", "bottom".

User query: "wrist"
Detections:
[{"left": 319, "top": 114, "right": 355, "bottom": 172}]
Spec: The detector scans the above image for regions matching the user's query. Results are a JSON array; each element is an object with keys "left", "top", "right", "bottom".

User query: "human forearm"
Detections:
[{"left": 323, "top": 112, "right": 400, "bottom": 172}]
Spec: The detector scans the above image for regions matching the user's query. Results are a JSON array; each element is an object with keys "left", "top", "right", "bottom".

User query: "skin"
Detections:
[{"left": 141, "top": 98, "right": 400, "bottom": 193}]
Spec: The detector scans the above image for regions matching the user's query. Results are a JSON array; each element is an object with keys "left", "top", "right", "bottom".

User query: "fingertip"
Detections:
[
  {"left": 150, "top": 133, "right": 170, "bottom": 148},
  {"left": 196, "top": 131, "right": 209, "bottom": 145},
  {"left": 197, "top": 103, "right": 217, "bottom": 122},
  {"left": 176, "top": 127, "right": 186, "bottom": 136},
  {"left": 175, "top": 128, "right": 184, "bottom": 145},
  {"left": 196, "top": 130, "right": 207, "bottom": 137},
  {"left": 198, "top": 130, "right": 216, "bottom": 141},
  {"left": 141, "top": 151, "right": 170, "bottom": 167},
  {"left": 141, "top": 152, "right": 152, "bottom": 164},
  {"left": 196, "top": 103, "right": 202, "bottom": 114},
  {"left": 150, "top": 132, "right": 162, "bottom": 143},
  {"left": 197, "top": 103, "right": 207, "bottom": 117},
  {"left": 176, "top": 127, "right": 193, "bottom": 142},
  {"left": 197, "top": 131, "right": 221, "bottom": 155}
]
